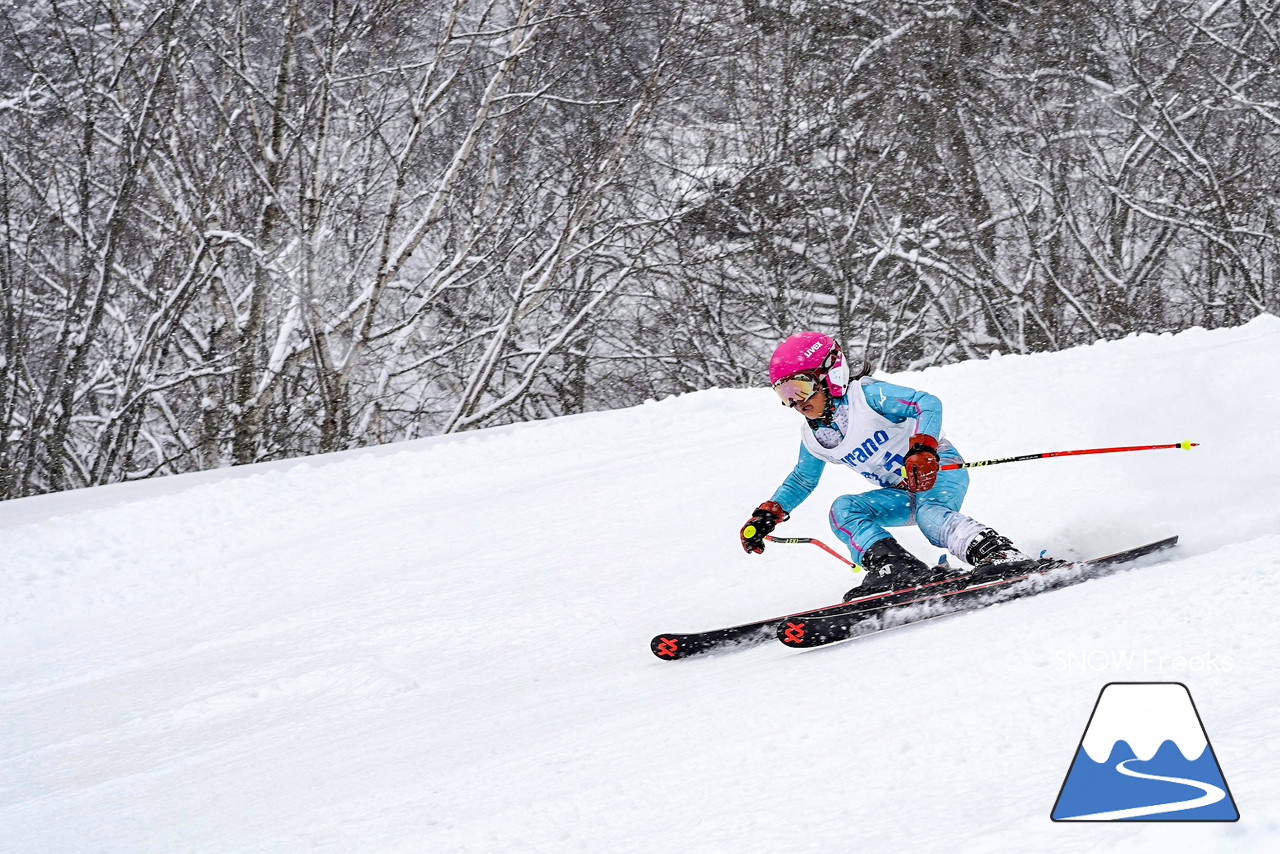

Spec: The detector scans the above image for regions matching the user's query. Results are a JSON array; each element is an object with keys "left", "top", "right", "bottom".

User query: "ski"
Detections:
[
  {"left": 651, "top": 597, "right": 855, "bottom": 660},
  {"left": 650, "top": 536, "right": 1177, "bottom": 660},
  {"left": 775, "top": 536, "right": 1179, "bottom": 650},
  {"left": 649, "top": 554, "right": 1028, "bottom": 660},
  {"left": 650, "top": 567, "right": 1041, "bottom": 661}
]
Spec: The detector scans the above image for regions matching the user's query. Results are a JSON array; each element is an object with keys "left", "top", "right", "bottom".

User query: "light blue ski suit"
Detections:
[{"left": 769, "top": 380, "right": 986, "bottom": 563}]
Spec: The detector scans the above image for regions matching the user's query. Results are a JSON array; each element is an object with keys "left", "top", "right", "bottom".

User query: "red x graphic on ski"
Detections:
[
  {"left": 656, "top": 637, "right": 679, "bottom": 657},
  {"left": 782, "top": 622, "right": 806, "bottom": 644}
]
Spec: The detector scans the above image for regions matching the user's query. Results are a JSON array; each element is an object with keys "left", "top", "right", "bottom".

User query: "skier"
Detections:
[{"left": 739, "top": 331, "right": 1033, "bottom": 598}]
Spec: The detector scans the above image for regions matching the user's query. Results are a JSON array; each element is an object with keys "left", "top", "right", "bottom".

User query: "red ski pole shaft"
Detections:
[
  {"left": 764, "top": 535, "right": 862, "bottom": 572},
  {"left": 940, "top": 440, "right": 1198, "bottom": 471}
]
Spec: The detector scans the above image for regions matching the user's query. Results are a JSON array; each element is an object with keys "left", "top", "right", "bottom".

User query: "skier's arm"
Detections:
[
  {"left": 741, "top": 444, "right": 825, "bottom": 554},
  {"left": 864, "top": 380, "right": 943, "bottom": 491},
  {"left": 769, "top": 443, "right": 826, "bottom": 514},
  {"left": 862, "top": 380, "right": 944, "bottom": 439}
]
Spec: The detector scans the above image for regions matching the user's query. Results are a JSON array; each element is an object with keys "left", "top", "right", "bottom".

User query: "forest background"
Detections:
[{"left": 2, "top": 0, "right": 1276, "bottom": 498}]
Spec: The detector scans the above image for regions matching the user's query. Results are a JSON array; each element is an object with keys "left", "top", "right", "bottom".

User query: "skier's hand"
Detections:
[
  {"left": 903, "top": 434, "right": 939, "bottom": 492},
  {"left": 740, "top": 501, "right": 788, "bottom": 554}
]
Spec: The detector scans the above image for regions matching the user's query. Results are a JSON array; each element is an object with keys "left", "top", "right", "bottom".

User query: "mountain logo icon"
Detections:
[{"left": 1051, "top": 682, "right": 1239, "bottom": 821}]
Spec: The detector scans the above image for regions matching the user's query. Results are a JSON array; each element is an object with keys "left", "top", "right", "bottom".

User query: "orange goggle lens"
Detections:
[{"left": 772, "top": 373, "right": 820, "bottom": 407}]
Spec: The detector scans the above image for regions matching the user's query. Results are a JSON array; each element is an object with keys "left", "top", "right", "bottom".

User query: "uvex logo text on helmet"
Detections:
[{"left": 802, "top": 341, "right": 824, "bottom": 358}]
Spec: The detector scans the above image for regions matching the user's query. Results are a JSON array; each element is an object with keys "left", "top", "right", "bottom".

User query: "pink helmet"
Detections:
[{"left": 768, "top": 331, "right": 850, "bottom": 397}]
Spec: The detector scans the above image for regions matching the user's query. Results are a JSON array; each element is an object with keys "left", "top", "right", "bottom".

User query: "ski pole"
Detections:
[
  {"left": 940, "top": 441, "right": 1198, "bottom": 471},
  {"left": 765, "top": 535, "right": 863, "bottom": 573}
]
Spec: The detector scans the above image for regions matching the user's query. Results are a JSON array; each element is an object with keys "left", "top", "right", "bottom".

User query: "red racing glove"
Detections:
[
  {"left": 740, "top": 501, "right": 788, "bottom": 554},
  {"left": 903, "top": 433, "right": 939, "bottom": 492}
]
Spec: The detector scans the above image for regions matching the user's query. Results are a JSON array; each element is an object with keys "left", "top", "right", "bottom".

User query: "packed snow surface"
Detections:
[{"left": 5, "top": 318, "right": 1280, "bottom": 852}]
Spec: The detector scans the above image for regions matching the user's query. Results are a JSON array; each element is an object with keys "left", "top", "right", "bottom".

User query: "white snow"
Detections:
[{"left": 5, "top": 317, "right": 1280, "bottom": 852}]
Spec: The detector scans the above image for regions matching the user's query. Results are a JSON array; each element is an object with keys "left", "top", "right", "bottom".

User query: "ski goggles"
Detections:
[{"left": 772, "top": 372, "right": 822, "bottom": 407}]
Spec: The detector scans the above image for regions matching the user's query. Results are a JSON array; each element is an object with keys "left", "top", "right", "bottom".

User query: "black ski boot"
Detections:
[
  {"left": 842, "top": 537, "right": 936, "bottom": 601},
  {"left": 965, "top": 529, "right": 1033, "bottom": 566},
  {"left": 964, "top": 529, "right": 1035, "bottom": 580}
]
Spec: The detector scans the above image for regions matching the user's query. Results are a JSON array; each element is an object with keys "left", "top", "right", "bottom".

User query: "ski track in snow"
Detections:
[{"left": 4, "top": 318, "right": 1280, "bottom": 852}]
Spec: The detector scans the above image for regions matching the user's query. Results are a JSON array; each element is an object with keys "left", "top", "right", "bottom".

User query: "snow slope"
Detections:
[{"left": 4, "top": 318, "right": 1280, "bottom": 852}]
